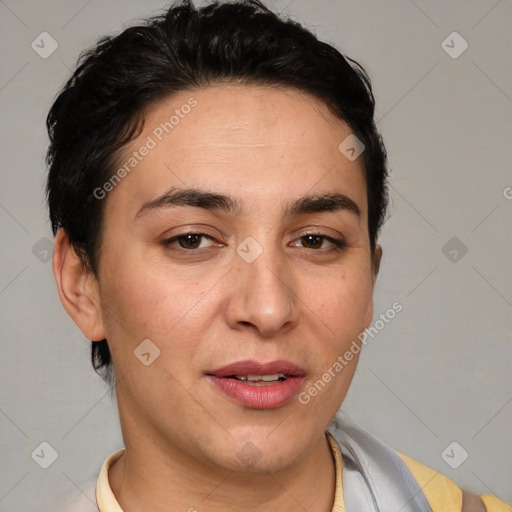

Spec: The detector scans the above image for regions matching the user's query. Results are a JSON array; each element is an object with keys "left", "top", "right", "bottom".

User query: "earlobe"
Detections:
[
  {"left": 372, "top": 244, "right": 383, "bottom": 282},
  {"left": 52, "top": 228, "right": 106, "bottom": 341},
  {"left": 363, "top": 244, "right": 383, "bottom": 330},
  {"left": 363, "top": 300, "right": 374, "bottom": 331}
]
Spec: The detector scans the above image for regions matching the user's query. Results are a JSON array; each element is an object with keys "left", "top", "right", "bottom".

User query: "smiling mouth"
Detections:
[
  {"left": 205, "top": 360, "right": 306, "bottom": 409},
  {"left": 226, "top": 373, "right": 289, "bottom": 384}
]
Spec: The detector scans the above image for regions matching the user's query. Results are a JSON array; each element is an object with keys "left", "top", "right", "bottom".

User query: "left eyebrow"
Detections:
[
  {"left": 134, "top": 186, "right": 361, "bottom": 220},
  {"left": 283, "top": 191, "right": 361, "bottom": 219}
]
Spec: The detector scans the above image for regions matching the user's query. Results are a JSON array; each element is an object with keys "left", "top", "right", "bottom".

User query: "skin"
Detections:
[{"left": 53, "top": 84, "right": 382, "bottom": 511}]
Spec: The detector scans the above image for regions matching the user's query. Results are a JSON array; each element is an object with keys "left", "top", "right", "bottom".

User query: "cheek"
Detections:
[
  {"left": 300, "top": 264, "right": 373, "bottom": 398},
  {"left": 97, "top": 233, "right": 209, "bottom": 364},
  {"left": 310, "top": 267, "right": 374, "bottom": 336},
  {"left": 98, "top": 253, "right": 234, "bottom": 386},
  {"left": 98, "top": 259, "right": 209, "bottom": 355}
]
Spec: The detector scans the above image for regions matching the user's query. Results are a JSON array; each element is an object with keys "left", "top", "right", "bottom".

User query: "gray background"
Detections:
[{"left": 0, "top": 0, "right": 511, "bottom": 510}]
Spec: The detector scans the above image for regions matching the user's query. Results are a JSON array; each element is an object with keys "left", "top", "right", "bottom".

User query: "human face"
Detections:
[{"left": 95, "top": 84, "right": 377, "bottom": 473}]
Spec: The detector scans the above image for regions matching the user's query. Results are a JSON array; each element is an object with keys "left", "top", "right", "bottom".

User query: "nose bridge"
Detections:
[{"left": 227, "top": 232, "right": 298, "bottom": 336}]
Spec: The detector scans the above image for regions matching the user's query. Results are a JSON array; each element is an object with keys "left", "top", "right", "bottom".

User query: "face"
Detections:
[{"left": 92, "top": 84, "right": 378, "bottom": 473}]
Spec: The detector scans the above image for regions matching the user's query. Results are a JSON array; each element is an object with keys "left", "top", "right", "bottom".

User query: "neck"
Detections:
[{"left": 109, "top": 424, "right": 336, "bottom": 512}]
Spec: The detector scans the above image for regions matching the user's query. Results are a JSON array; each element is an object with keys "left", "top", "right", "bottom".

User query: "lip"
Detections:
[
  {"left": 207, "top": 359, "right": 306, "bottom": 378},
  {"left": 206, "top": 359, "right": 306, "bottom": 409}
]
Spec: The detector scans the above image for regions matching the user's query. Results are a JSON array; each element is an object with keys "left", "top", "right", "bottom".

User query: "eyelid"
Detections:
[
  {"left": 161, "top": 229, "right": 347, "bottom": 253},
  {"left": 296, "top": 226, "right": 347, "bottom": 243},
  {"left": 161, "top": 232, "right": 220, "bottom": 250},
  {"left": 291, "top": 232, "right": 347, "bottom": 250},
  {"left": 160, "top": 224, "right": 224, "bottom": 243}
]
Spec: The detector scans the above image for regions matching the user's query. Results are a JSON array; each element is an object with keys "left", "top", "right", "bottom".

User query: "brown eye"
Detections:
[
  {"left": 299, "top": 235, "right": 325, "bottom": 249},
  {"left": 293, "top": 234, "right": 346, "bottom": 251},
  {"left": 176, "top": 234, "right": 202, "bottom": 249},
  {"left": 162, "top": 233, "right": 215, "bottom": 251}
]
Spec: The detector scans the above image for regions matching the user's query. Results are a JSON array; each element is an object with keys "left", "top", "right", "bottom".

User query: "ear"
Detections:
[
  {"left": 363, "top": 243, "right": 383, "bottom": 329},
  {"left": 52, "top": 228, "right": 106, "bottom": 341},
  {"left": 372, "top": 243, "right": 383, "bottom": 282}
]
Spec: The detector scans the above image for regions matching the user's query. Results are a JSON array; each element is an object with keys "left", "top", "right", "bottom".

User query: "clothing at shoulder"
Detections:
[
  {"left": 327, "top": 412, "right": 511, "bottom": 512},
  {"left": 396, "top": 450, "right": 510, "bottom": 512}
]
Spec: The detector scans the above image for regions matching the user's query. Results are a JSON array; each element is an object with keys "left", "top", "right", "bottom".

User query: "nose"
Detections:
[{"left": 223, "top": 238, "right": 300, "bottom": 338}]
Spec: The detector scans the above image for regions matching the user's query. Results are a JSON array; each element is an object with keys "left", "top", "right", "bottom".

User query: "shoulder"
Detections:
[
  {"left": 326, "top": 413, "right": 510, "bottom": 512},
  {"left": 397, "top": 450, "right": 463, "bottom": 509},
  {"left": 396, "top": 450, "right": 510, "bottom": 512}
]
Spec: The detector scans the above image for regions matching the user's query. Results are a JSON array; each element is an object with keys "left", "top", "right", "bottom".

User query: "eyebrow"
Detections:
[{"left": 134, "top": 186, "right": 361, "bottom": 220}]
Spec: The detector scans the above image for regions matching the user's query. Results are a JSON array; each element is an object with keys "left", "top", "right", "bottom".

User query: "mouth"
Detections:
[
  {"left": 205, "top": 360, "right": 306, "bottom": 409},
  {"left": 225, "top": 373, "right": 289, "bottom": 385}
]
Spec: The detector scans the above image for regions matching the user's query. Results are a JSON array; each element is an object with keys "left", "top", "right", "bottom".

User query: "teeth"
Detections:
[{"left": 235, "top": 374, "right": 286, "bottom": 382}]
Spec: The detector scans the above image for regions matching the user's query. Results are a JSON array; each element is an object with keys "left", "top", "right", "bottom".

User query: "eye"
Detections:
[
  {"left": 161, "top": 231, "right": 347, "bottom": 254},
  {"left": 292, "top": 234, "right": 346, "bottom": 251},
  {"left": 162, "top": 233, "right": 217, "bottom": 251}
]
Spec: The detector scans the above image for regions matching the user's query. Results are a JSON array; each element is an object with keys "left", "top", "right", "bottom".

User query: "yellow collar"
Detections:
[
  {"left": 95, "top": 449, "right": 124, "bottom": 512},
  {"left": 327, "top": 431, "right": 346, "bottom": 511},
  {"left": 96, "top": 434, "right": 345, "bottom": 511}
]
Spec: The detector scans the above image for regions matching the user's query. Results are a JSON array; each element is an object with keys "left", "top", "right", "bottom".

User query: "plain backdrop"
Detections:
[{"left": 0, "top": 0, "right": 511, "bottom": 510}]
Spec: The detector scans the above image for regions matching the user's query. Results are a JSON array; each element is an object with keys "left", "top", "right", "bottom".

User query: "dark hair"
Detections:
[{"left": 46, "top": 0, "right": 389, "bottom": 385}]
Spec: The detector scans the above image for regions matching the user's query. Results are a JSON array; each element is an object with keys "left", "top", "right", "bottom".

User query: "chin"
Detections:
[
  {"left": 210, "top": 429, "right": 308, "bottom": 475},
  {"left": 229, "top": 448, "right": 302, "bottom": 475}
]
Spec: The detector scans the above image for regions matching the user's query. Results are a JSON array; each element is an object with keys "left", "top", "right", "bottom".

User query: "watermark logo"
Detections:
[
  {"left": 134, "top": 339, "right": 161, "bottom": 366},
  {"left": 338, "top": 134, "right": 365, "bottom": 161},
  {"left": 442, "top": 236, "right": 468, "bottom": 263},
  {"left": 236, "top": 236, "right": 263, "bottom": 263},
  {"left": 441, "top": 441, "right": 468, "bottom": 469},
  {"left": 31, "top": 441, "right": 59, "bottom": 469},
  {"left": 237, "top": 442, "right": 262, "bottom": 468},
  {"left": 32, "top": 237, "right": 53, "bottom": 263},
  {"left": 151, "top": 97, "right": 197, "bottom": 141},
  {"left": 93, "top": 97, "right": 198, "bottom": 200},
  {"left": 441, "top": 32, "right": 468, "bottom": 59},
  {"left": 298, "top": 301, "right": 403, "bottom": 404},
  {"left": 31, "top": 32, "right": 58, "bottom": 59}
]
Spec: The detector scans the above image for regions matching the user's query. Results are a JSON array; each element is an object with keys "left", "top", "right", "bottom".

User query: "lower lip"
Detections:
[{"left": 207, "top": 376, "right": 305, "bottom": 409}]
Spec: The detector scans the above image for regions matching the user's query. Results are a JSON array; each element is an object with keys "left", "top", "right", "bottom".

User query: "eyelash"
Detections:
[{"left": 160, "top": 232, "right": 347, "bottom": 254}]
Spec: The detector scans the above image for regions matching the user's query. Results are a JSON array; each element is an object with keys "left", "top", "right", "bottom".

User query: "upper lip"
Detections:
[{"left": 207, "top": 359, "right": 306, "bottom": 378}]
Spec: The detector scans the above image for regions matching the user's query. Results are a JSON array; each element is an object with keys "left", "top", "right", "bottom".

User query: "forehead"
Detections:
[
  {"left": 106, "top": 84, "right": 368, "bottom": 222},
  {"left": 141, "top": 83, "right": 349, "bottom": 150}
]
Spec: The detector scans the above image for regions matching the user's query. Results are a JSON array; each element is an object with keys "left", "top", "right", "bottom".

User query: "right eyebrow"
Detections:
[{"left": 135, "top": 186, "right": 241, "bottom": 219}]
